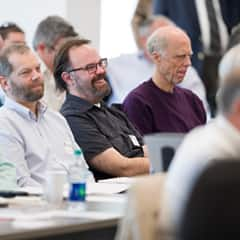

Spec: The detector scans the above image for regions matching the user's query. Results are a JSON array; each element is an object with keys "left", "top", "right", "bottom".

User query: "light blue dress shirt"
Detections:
[
  {"left": 0, "top": 97, "right": 86, "bottom": 187},
  {"left": 0, "top": 161, "right": 17, "bottom": 190}
]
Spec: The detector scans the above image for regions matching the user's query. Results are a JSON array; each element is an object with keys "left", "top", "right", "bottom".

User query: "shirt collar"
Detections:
[
  {"left": 4, "top": 97, "right": 47, "bottom": 121},
  {"left": 63, "top": 94, "right": 104, "bottom": 113}
]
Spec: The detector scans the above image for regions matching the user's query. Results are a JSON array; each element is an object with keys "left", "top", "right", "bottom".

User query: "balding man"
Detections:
[
  {"left": 108, "top": 15, "right": 208, "bottom": 114},
  {"left": 123, "top": 26, "right": 206, "bottom": 135}
]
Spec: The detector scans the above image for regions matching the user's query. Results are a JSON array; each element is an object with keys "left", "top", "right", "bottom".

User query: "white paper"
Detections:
[{"left": 21, "top": 182, "right": 129, "bottom": 197}]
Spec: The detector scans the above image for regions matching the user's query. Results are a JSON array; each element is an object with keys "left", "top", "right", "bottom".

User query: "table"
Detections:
[{"left": 0, "top": 194, "right": 126, "bottom": 240}]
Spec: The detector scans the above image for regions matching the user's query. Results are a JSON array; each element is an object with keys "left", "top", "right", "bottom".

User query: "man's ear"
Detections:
[
  {"left": 36, "top": 43, "right": 46, "bottom": 52},
  {"left": 0, "top": 75, "right": 9, "bottom": 92},
  {"left": 61, "top": 71, "right": 73, "bottom": 86},
  {"left": 151, "top": 51, "right": 161, "bottom": 64}
]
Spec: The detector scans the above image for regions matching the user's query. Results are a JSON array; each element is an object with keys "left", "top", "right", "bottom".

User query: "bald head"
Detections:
[{"left": 146, "top": 26, "right": 191, "bottom": 56}]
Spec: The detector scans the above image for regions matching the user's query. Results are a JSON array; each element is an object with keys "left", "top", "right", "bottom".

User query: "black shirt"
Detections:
[{"left": 61, "top": 94, "right": 144, "bottom": 180}]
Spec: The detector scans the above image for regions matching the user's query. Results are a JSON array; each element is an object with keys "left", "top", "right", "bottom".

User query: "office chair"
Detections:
[
  {"left": 144, "top": 133, "right": 185, "bottom": 172},
  {"left": 178, "top": 160, "right": 240, "bottom": 240}
]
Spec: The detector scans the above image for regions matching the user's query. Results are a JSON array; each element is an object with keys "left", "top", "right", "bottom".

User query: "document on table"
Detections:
[
  {"left": 98, "top": 177, "right": 136, "bottom": 185},
  {"left": 20, "top": 182, "right": 130, "bottom": 196}
]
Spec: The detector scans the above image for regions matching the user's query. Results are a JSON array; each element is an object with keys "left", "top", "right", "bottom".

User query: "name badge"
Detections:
[{"left": 129, "top": 135, "right": 140, "bottom": 147}]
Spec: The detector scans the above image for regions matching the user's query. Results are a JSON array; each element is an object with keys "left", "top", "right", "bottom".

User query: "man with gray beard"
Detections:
[{"left": 54, "top": 38, "right": 150, "bottom": 180}]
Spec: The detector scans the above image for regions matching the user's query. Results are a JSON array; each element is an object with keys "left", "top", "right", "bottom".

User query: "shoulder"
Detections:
[
  {"left": 61, "top": 97, "right": 90, "bottom": 117},
  {"left": 171, "top": 120, "right": 222, "bottom": 165},
  {"left": 125, "top": 80, "right": 152, "bottom": 99},
  {"left": 46, "top": 108, "right": 68, "bottom": 122},
  {"left": 0, "top": 107, "right": 20, "bottom": 126},
  {"left": 176, "top": 87, "right": 205, "bottom": 107}
]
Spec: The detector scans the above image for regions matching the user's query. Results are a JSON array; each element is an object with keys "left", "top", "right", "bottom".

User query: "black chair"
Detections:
[{"left": 178, "top": 160, "right": 240, "bottom": 240}]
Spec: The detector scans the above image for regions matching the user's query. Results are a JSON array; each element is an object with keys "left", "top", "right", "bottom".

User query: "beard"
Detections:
[
  {"left": 74, "top": 73, "right": 111, "bottom": 102},
  {"left": 9, "top": 80, "right": 44, "bottom": 102},
  {"left": 91, "top": 73, "right": 111, "bottom": 98}
]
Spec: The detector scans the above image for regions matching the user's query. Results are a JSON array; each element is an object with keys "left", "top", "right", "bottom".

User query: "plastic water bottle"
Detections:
[{"left": 68, "top": 149, "right": 90, "bottom": 211}]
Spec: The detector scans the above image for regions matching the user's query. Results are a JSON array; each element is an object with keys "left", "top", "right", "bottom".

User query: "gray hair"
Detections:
[
  {"left": 218, "top": 44, "right": 240, "bottom": 85},
  {"left": 0, "top": 44, "right": 30, "bottom": 77},
  {"left": 139, "top": 14, "right": 174, "bottom": 37},
  {"left": 32, "top": 15, "right": 78, "bottom": 50},
  {"left": 146, "top": 28, "right": 168, "bottom": 56},
  {"left": 217, "top": 73, "right": 240, "bottom": 115}
]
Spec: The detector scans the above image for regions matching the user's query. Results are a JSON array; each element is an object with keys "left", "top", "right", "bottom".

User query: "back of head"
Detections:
[
  {"left": 0, "top": 44, "right": 30, "bottom": 77},
  {"left": 178, "top": 160, "right": 240, "bottom": 240},
  {"left": 218, "top": 45, "right": 240, "bottom": 115},
  {"left": 0, "top": 22, "right": 24, "bottom": 40},
  {"left": 218, "top": 44, "right": 240, "bottom": 85},
  {"left": 53, "top": 37, "right": 90, "bottom": 92},
  {"left": 32, "top": 15, "right": 78, "bottom": 50},
  {"left": 217, "top": 69, "right": 240, "bottom": 115}
]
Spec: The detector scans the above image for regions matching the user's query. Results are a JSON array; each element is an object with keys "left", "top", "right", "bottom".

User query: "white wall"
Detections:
[
  {"left": 0, "top": 0, "right": 67, "bottom": 48},
  {"left": 67, "top": 0, "right": 101, "bottom": 50},
  {"left": 0, "top": 0, "right": 137, "bottom": 56},
  {"left": 100, "top": 0, "right": 138, "bottom": 58}
]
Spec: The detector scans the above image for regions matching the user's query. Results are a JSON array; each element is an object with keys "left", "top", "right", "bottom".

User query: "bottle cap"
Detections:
[{"left": 74, "top": 149, "right": 82, "bottom": 156}]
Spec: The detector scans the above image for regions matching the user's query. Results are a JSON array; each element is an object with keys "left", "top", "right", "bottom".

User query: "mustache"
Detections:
[{"left": 92, "top": 73, "right": 107, "bottom": 84}]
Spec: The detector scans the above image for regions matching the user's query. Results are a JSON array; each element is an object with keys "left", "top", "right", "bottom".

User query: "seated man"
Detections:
[
  {"left": 53, "top": 38, "right": 150, "bottom": 180},
  {"left": 123, "top": 26, "right": 206, "bottom": 135},
  {"left": 0, "top": 44, "right": 89, "bottom": 187},
  {"left": 165, "top": 44, "right": 240, "bottom": 228},
  {"left": 108, "top": 15, "right": 209, "bottom": 116}
]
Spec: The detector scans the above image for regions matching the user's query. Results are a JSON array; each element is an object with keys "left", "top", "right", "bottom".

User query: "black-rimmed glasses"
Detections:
[{"left": 67, "top": 58, "right": 108, "bottom": 74}]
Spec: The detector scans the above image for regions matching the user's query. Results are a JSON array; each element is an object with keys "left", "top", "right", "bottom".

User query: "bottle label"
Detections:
[{"left": 69, "top": 182, "right": 86, "bottom": 201}]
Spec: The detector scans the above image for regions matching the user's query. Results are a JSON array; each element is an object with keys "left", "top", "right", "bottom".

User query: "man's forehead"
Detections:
[
  {"left": 6, "top": 32, "right": 25, "bottom": 42},
  {"left": 8, "top": 51, "right": 39, "bottom": 69},
  {"left": 69, "top": 45, "right": 100, "bottom": 64}
]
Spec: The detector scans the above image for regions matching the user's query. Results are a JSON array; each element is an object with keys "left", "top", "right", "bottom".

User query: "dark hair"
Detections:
[
  {"left": 0, "top": 22, "right": 24, "bottom": 40},
  {"left": 53, "top": 37, "right": 90, "bottom": 92}
]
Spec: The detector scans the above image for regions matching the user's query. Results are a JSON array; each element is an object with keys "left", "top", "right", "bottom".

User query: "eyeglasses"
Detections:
[{"left": 67, "top": 58, "right": 108, "bottom": 74}]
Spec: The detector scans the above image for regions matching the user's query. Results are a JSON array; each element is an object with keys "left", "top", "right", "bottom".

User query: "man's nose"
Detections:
[
  {"left": 32, "top": 70, "right": 42, "bottom": 81},
  {"left": 184, "top": 55, "right": 191, "bottom": 67},
  {"left": 96, "top": 63, "right": 105, "bottom": 74}
]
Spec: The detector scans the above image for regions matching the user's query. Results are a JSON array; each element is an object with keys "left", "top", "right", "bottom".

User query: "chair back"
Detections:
[
  {"left": 144, "top": 133, "right": 185, "bottom": 172},
  {"left": 179, "top": 160, "right": 240, "bottom": 240}
]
